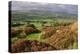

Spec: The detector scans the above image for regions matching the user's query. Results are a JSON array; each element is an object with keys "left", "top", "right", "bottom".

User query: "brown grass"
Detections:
[
  {"left": 11, "top": 39, "right": 57, "bottom": 53},
  {"left": 41, "top": 26, "right": 56, "bottom": 39},
  {"left": 46, "top": 22, "right": 78, "bottom": 50}
]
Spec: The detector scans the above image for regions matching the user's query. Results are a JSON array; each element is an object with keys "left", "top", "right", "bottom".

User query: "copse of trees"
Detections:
[{"left": 11, "top": 23, "right": 24, "bottom": 27}]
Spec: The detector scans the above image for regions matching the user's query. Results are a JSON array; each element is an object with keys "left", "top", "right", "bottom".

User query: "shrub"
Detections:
[
  {"left": 11, "top": 39, "right": 57, "bottom": 53},
  {"left": 26, "top": 24, "right": 36, "bottom": 29},
  {"left": 11, "top": 29, "right": 22, "bottom": 37},
  {"left": 11, "top": 39, "right": 31, "bottom": 53},
  {"left": 24, "top": 27, "right": 40, "bottom": 35},
  {"left": 11, "top": 23, "right": 24, "bottom": 27}
]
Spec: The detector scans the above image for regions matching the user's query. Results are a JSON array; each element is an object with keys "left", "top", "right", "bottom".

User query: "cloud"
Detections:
[{"left": 11, "top": 1, "right": 78, "bottom": 14}]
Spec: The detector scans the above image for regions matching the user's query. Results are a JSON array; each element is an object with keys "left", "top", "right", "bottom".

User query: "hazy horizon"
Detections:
[{"left": 10, "top": 1, "right": 78, "bottom": 15}]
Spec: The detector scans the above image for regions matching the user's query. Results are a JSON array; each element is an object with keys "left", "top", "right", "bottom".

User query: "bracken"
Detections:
[{"left": 11, "top": 39, "right": 57, "bottom": 53}]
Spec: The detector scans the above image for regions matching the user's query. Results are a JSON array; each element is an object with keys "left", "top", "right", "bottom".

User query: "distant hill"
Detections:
[{"left": 10, "top": 1, "right": 78, "bottom": 15}]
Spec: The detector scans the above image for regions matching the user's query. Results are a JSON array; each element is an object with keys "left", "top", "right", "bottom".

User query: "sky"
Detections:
[{"left": 10, "top": 1, "right": 78, "bottom": 15}]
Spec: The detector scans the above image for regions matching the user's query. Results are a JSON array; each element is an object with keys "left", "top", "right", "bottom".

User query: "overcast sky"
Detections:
[{"left": 11, "top": 1, "right": 78, "bottom": 14}]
